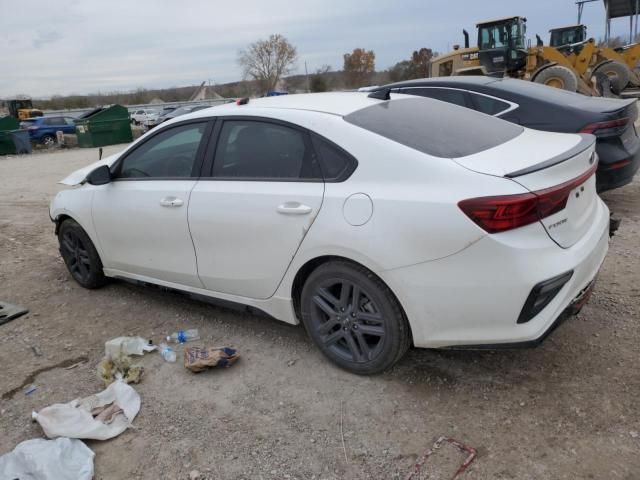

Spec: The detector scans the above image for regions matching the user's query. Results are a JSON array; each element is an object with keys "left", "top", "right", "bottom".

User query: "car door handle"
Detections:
[
  {"left": 277, "top": 202, "right": 312, "bottom": 215},
  {"left": 160, "top": 197, "right": 184, "bottom": 207}
]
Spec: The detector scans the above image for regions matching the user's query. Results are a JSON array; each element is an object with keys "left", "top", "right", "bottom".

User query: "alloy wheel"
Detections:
[
  {"left": 61, "top": 230, "right": 92, "bottom": 283},
  {"left": 309, "top": 279, "right": 386, "bottom": 363}
]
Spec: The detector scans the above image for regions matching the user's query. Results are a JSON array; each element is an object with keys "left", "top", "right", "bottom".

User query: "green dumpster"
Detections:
[
  {"left": 0, "top": 116, "right": 20, "bottom": 155},
  {"left": 74, "top": 104, "right": 133, "bottom": 148}
]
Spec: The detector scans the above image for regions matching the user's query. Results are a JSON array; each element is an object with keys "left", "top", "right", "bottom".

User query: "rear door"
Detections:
[{"left": 189, "top": 118, "right": 324, "bottom": 299}]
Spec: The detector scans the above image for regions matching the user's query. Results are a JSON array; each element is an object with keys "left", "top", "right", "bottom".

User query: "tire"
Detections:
[
  {"left": 300, "top": 260, "right": 411, "bottom": 375},
  {"left": 593, "top": 71, "right": 619, "bottom": 98},
  {"left": 58, "top": 219, "right": 107, "bottom": 289},
  {"left": 533, "top": 65, "right": 578, "bottom": 92},
  {"left": 41, "top": 134, "right": 56, "bottom": 146},
  {"left": 593, "top": 61, "right": 631, "bottom": 94}
]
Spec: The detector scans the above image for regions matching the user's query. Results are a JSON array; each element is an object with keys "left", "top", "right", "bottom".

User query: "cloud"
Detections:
[
  {"left": 0, "top": 0, "right": 617, "bottom": 98},
  {"left": 32, "top": 30, "right": 63, "bottom": 49}
]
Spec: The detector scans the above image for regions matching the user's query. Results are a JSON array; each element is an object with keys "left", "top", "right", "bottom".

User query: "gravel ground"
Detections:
[{"left": 0, "top": 145, "right": 638, "bottom": 479}]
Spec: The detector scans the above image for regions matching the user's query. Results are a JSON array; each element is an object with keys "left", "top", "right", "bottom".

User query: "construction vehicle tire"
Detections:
[
  {"left": 593, "top": 61, "right": 631, "bottom": 94},
  {"left": 533, "top": 65, "right": 578, "bottom": 92},
  {"left": 593, "top": 71, "right": 619, "bottom": 98}
]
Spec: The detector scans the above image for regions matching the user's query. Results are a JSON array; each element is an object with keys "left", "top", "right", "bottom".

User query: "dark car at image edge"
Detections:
[{"left": 376, "top": 77, "right": 640, "bottom": 192}]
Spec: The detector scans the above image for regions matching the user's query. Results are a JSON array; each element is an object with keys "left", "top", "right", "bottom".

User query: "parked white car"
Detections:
[
  {"left": 129, "top": 109, "right": 159, "bottom": 125},
  {"left": 50, "top": 92, "right": 610, "bottom": 374}
]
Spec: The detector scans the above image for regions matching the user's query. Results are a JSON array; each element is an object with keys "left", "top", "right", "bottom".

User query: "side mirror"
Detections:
[{"left": 86, "top": 165, "right": 111, "bottom": 185}]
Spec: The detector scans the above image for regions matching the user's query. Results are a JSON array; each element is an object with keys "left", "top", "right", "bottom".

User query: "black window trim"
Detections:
[
  {"left": 201, "top": 115, "right": 347, "bottom": 183},
  {"left": 110, "top": 118, "right": 215, "bottom": 182},
  {"left": 398, "top": 86, "right": 519, "bottom": 117}
]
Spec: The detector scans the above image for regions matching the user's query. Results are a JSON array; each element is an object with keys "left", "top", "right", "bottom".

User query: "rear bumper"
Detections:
[
  {"left": 448, "top": 276, "right": 597, "bottom": 349},
  {"left": 596, "top": 142, "right": 640, "bottom": 192},
  {"left": 382, "top": 198, "right": 610, "bottom": 348}
]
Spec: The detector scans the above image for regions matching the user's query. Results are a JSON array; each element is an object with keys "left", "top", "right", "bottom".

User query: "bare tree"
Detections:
[{"left": 238, "top": 34, "right": 298, "bottom": 94}]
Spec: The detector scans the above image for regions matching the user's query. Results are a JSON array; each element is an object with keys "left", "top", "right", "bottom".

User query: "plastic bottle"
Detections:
[
  {"left": 166, "top": 329, "right": 200, "bottom": 344},
  {"left": 159, "top": 343, "right": 176, "bottom": 362}
]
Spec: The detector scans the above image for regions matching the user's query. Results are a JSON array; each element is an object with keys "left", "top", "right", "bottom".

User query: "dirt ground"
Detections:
[{"left": 0, "top": 145, "right": 638, "bottom": 480}]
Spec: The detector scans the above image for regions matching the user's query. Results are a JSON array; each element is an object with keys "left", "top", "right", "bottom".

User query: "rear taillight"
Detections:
[
  {"left": 603, "top": 159, "right": 631, "bottom": 170},
  {"left": 580, "top": 118, "right": 629, "bottom": 137},
  {"left": 458, "top": 162, "right": 598, "bottom": 234}
]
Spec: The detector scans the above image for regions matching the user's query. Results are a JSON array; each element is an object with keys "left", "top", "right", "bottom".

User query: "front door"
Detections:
[{"left": 92, "top": 121, "right": 210, "bottom": 287}]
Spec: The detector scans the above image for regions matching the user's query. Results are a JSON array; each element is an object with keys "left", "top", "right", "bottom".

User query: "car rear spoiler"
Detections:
[{"left": 504, "top": 134, "right": 595, "bottom": 178}]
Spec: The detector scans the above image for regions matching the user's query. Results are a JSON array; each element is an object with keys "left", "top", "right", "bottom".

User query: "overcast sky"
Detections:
[{"left": 0, "top": 0, "right": 634, "bottom": 98}]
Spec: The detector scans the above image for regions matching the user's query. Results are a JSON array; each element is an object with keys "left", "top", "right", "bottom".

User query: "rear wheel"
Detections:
[
  {"left": 58, "top": 219, "right": 107, "bottom": 289},
  {"left": 593, "top": 61, "right": 631, "bottom": 94},
  {"left": 533, "top": 65, "right": 578, "bottom": 92},
  {"left": 300, "top": 261, "right": 410, "bottom": 375},
  {"left": 41, "top": 134, "right": 56, "bottom": 146}
]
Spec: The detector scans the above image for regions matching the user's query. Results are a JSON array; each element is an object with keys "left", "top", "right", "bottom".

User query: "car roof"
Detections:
[
  {"left": 188, "top": 92, "right": 386, "bottom": 118},
  {"left": 384, "top": 76, "right": 499, "bottom": 89}
]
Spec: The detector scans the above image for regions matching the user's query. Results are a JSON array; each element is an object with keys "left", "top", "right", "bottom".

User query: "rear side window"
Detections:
[
  {"left": 344, "top": 97, "right": 524, "bottom": 158},
  {"left": 401, "top": 87, "right": 470, "bottom": 108},
  {"left": 44, "top": 117, "right": 64, "bottom": 126},
  {"left": 469, "top": 93, "right": 511, "bottom": 115},
  {"left": 310, "top": 134, "right": 357, "bottom": 181},
  {"left": 213, "top": 120, "right": 320, "bottom": 180}
]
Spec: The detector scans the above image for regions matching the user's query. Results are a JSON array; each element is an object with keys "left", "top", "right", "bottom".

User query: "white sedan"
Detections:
[{"left": 50, "top": 92, "right": 610, "bottom": 374}]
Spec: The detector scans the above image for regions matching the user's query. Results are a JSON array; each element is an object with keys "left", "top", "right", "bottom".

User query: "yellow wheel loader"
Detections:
[
  {"left": 548, "top": 24, "right": 640, "bottom": 92},
  {"left": 430, "top": 16, "right": 604, "bottom": 96},
  {"left": 0, "top": 97, "right": 43, "bottom": 120}
]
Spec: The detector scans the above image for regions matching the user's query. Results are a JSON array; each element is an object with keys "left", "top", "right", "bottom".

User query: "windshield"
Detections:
[
  {"left": 479, "top": 20, "right": 526, "bottom": 50},
  {"left": 550, "top": 28, "right": 584, "bottom": 47}
]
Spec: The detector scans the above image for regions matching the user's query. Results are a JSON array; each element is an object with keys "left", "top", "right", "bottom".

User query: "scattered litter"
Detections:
[
  {"left": 24, "top": 385, "right": 37, "bottom": 396},
  {"left": 405, "top": 436, "right": 477, "bottom": 480},
  {"left": 167, "top": 328, "right": 200, "bottom": 343},
  {"left": 0, "top": 301, "right": 29, "bottom": 326},
  {"left": 105, "top": 336, "right": 156, "bottom": 358},
  {"left": 159, "top": 343, "right": 177, "bottom": 362},
  {"left": 184, "top": 346, "right": 239, "bottom": 373},
  {"left": 32, "top": 380, "right": 140, "bottom": 441},
  {"left": 287, "top": 359, "right": 297, "bottom": 367},
  {"left": 65, "top": 360, "right": 86, "bottom": 370},
  {"left": 31, "top": 345, "right": 43, "bottom": 357},
  {"left": 631, "top": 431, "right": 639, "bottom": 439},
  {"left": 0, "top": 437, "right": 94, "bottom": 480},
  {"left": 97, "top": 354, "right": 144, "bottom": 386}
]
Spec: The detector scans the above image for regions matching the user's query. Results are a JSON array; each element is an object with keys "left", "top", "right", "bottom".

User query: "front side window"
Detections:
[
  {"left": 117, "top": 122, "right": 206, "bottom": 179},
  {"left": 212, "top": 120, "right": 319, "bottom": 180}
]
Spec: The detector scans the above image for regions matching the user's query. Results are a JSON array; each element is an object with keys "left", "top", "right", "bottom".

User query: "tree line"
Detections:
[{"left": 32, "top": 34, "right": 437, "bottom": 110}]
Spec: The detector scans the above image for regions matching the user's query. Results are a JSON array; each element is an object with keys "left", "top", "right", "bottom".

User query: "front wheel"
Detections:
[
  {"left": 58, "top": 219, "right": 107, "bottom": 289},
  {"left": 533, "top": 65, "right": 578, "bottom": 92},
  {"left": 300, "top": 261, "right": 411, "bottom": 375},
  {"left": 41, "top": 134, "right": 56, "bottom": 146}
]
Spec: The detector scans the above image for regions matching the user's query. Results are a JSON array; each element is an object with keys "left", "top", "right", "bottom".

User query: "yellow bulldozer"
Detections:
[
  {"left": 547, "top": 24, "right": 640, "bottom": 92},
  {"left": 430, "top": 16, "right": 611, "bottom": 96}
]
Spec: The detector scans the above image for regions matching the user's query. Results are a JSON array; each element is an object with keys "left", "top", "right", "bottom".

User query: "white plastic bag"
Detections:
[
  {"left": 105, "top": 336, "right": 156, "bottom": 358},
  {"left": 32, "top": 380, "right": 140, "bottom": 440},
  {"left": 0, "top": 437, "right": 94, "bottom": 480}
]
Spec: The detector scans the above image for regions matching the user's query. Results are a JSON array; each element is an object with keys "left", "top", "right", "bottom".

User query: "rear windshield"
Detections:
[{"left": 344, "top": 97, "right": 523, "bottom": 158}]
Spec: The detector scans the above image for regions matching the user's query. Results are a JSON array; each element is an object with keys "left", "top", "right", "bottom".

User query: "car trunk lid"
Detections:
[{"left": 454, "top": 129, "right": 598, "bottom": 248}]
